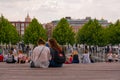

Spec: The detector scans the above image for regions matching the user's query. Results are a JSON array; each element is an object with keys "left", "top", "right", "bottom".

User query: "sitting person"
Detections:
[
  {"left": 6, "top": 50, "right": 16, "bottom": 63},
  {"left": 107, "top": 52, "right": 113, "bottom": 62},
  {"left": 30, "top": 38, "right": 51, "bottom": 68},
  {"left": 72, "top": 50, "right": 79, "bottom": 63},
  {"left": 18, "top": 50, "right": 26, "bottom": 63},
  {"left": 113, "top": 53, "right": 118, "bottom": 62},
  {"left": 65, "top": 55, "right": 73, "bottom": 64},
  {"left": 48, "top": 38, "right": 66, "bottom": 67},
  {"left": 0, "top": 47, "right": 3, "bottom": 62}
]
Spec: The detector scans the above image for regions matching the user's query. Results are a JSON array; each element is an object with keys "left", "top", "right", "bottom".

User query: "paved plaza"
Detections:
[{"left": 0, "top": 62, "right": 120, "bottom": 80}]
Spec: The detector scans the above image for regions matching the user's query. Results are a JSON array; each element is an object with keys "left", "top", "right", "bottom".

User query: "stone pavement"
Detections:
[{"left": 0, "top": 62, "right": 120, "bottom": 80}]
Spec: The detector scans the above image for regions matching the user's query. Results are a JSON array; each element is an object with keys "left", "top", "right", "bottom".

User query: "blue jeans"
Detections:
[
  {"left": 72, "top": 60, "right": 79, "bottom": 63},
  {"left": 49, "top": 60, "right": 63, "bottom": 67}
]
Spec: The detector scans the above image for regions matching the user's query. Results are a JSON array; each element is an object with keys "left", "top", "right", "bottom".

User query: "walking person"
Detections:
[
  {"left": 48, "top": 38, "right": 66, "bottom": 67},
  {"left": 30, "top": 38, "right": 51, "bottom": 68}
]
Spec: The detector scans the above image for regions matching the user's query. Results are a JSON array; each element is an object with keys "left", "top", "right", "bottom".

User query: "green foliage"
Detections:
[
  {"left": 52, "top": 18, "right": 75, "bottom": 45},
  {"left": 0, "top": 15, "right": 20, "bottom": 44},
  {"left": 24, "top": 18, "right": 47, "bottom": 45},
  {"left": 76, "top": 19, "right": 107, "bottom": 46},
  {"left": 108, "top": 20, "right": 120, "bottom": 45}
]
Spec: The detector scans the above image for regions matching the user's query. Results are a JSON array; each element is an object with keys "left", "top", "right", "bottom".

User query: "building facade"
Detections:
[
  {"left": 52, "top": 17, "right": 110, "bottom": 33},
  {"left": 10, "top": 16, "right": 110, "bottom": 38},
  {"left": 10, "top": 14, "right": 31, "bottom": 36}
]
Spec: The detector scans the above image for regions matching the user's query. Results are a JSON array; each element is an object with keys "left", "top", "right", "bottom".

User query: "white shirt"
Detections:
[{"left": 31, "top": 45, "right": 51, "bottom": 68}]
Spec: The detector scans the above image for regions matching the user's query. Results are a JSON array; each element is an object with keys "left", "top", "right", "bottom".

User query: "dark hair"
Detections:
[
  {"left": 37, "top": 38, "right": 45, "bottom": 45},
  {"left": 9, "top": 50, "right": 13, "bottom": 55},
  {"left": 85, "top": 49, "right": 88, "bottom": 53},
  {"left": 49, "top": 38, "right": 62, "bottom": 51}
]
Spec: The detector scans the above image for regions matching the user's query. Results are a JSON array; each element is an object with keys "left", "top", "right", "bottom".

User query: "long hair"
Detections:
[{"left": 49, "top": 38, "right": 62, "bottom": 51}]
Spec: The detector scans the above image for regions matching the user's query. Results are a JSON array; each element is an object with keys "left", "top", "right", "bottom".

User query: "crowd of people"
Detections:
[
  {"left": 0, "top": 38, "right": 66, "bottom": 68},
  {"left": 0, "top": 38, "right": 120, "bottom": 68},
  {"left": 106, "top": 52, "right": 119, "bottom": 62}
]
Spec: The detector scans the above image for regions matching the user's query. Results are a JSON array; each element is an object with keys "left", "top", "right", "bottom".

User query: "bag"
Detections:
[
  {"left": 30, "top": 61, "right": 35, "bottom": 68},
  {"left": 30, "top": 47, "right": 45, "bottom": 68},
  {"left": 54, "top": 50, "right": 66, "bottom": 64}
]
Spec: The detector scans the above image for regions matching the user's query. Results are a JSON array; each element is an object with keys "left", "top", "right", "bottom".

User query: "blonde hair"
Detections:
[{"left": 72, "top": 50, "right": 78, "bottom": 55}]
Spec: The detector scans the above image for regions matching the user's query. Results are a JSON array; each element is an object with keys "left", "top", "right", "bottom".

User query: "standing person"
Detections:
[
  {"left": 0, "top": 46, "right": 3, "bottom": 55},
  {"left": 82, "top": 50, "right": 91, "bottom": 64},
  {"left": 48, "top": 38, "right": 65, "bottom": 67},
  {"left": 31, "top": 38, "right": 51, "bottom": 68},
  {"left": 26, "top": 45, "right": 30, "bottom": 57},
  {"left": 13, "top": 47, "right": 17, "bottom": 55}
]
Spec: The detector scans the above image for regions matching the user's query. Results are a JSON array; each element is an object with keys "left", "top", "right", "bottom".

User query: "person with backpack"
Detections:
[
  {"left": 48, "top": 38, "right": 66, "bottom": 67},
  {"left": 6, "top": 50, "right": 16, "bottom": 63}
]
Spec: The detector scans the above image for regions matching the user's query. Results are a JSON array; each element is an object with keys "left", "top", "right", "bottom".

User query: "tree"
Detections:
[
  {"left": 24, "top": 18, "right": 47, "bottom": 45},
  {"left": 76, "top": 19, "right": 106, "bottom": 46},
  {"left": 108, "top": 20, "right": 120, "bottom": 45},
  {"left": 52, "top": 18, "right": 75, "bottom": 45},
  {"left": 0, "top": 15, "right": 20, "bottom": 44}
]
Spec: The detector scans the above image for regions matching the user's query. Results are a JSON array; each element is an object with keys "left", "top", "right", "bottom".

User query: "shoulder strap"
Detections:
[{"left": 37, "top": 47, "right": 45, "bottom": 59}]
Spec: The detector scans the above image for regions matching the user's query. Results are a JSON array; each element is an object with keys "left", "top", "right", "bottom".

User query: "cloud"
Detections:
[{"left": 0, "top": 0, "right": 120, "bottom": 23}]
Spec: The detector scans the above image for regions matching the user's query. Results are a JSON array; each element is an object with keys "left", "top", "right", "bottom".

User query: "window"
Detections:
[
  {"left": 21, "top": 23, "right": 24, "bottom": 27},
  {"left": 16, "top": 23, "right": 20, "bottom": 30},
  {"left": 21, "top": 31, "right": 24, "bottom": 35},
  {"left": 21, "top": 26, "right": 24, "bottom": 31}
]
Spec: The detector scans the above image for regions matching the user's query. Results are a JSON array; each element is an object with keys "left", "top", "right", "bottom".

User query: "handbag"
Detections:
[
  {"left": 30, "top": 60, "right": 35, "bottom": 68},
  {"left": 30, "top": 47, "right": 45, "bottom": 68}
]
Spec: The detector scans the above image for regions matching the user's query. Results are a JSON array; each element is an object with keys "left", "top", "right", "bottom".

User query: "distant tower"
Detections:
[{"left": 25, "top": 13, "right": 31, "bottom": 22}]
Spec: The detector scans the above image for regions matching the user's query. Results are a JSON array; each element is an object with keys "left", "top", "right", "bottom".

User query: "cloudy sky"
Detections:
[{"left": 0, "top": 0, "right": 120, "bottom": 23}]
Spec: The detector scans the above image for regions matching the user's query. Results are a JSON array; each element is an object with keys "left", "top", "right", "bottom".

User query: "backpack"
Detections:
[{"left": 53, "top": 49, "right": 66, "bottom": 64}]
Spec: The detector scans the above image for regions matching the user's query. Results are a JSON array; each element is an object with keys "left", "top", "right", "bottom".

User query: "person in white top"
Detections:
[
  {"left": 31, "top": 38, "right": 51, "bottom": 68},
  {"left": 18, "top": 50, "right": 25, "bottom": 63},
  {"left": 113, "top": 53, "right": 118, "bottom": 62},
  {"left": 13, "top": 47, "right": 17, "bottom": 55},
  {"left": 82, "top": 50, "right": 91, "bottom": 64}
]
